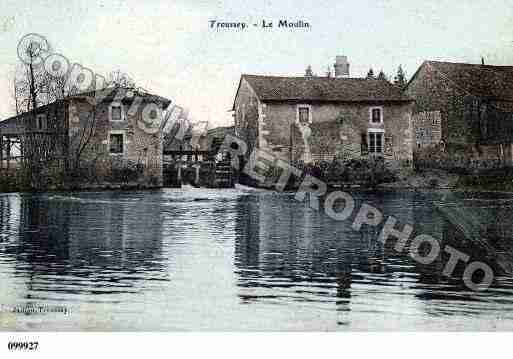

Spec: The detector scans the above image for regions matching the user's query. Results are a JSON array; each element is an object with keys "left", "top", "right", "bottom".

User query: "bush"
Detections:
[
  {"left": 313, "top": 157, "right": 397, "bottom": 187},
  {"left": 109, "top": 159, "right": 144, "bottom": 183},
  {"left": 0, "top": 167, "right": 32, "bottom": 192},
  {"left": 258, "top": 157, "right": 397, "bottom": 189},
  {"left": 428, "top": 178, "right": 439, "bottom": 188}
]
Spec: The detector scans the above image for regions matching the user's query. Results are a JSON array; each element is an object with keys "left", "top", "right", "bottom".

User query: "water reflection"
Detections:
[
  {"left": 233, "top": 190, "right": 513, "bottom": 325},
  {"left": 2, "top": 188, "right": 513, "bottom": 330},
  {"left": 0, "top": 193, "right": 168, "bottom": 302}
]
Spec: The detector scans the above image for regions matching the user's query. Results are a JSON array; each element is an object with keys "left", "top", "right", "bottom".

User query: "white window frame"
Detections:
[
  {"left": 368, "top": 128, "right": 385, "bottom": 155},
  {"left": 369, "top": 106, "right": 383, "bottom": 124},
  {"left": 109, "top": 102, "right": 125, "bottom": 122},
  {"left": 296, "top": 104, "right": 312, "bottom": 124},
  {"left": 109, "top": 131, "right": 125, "bottom": 155}
]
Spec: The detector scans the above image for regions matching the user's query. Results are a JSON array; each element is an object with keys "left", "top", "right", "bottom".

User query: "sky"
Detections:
[{"left": 1, "top": 0, "right": 513, "bottom": 127}]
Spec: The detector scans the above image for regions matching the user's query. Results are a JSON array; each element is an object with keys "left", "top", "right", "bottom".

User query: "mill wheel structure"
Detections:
[{"left": 162, "top": 145, "right": 234, "bottom": 189}]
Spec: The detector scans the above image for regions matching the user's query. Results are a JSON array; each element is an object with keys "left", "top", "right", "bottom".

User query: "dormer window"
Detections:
[
  {"left": 109, "top": 103, "right": 124, "bottom": 122},
  {"left": 370, "top": 107, "right": 383, "bottom": 124}
]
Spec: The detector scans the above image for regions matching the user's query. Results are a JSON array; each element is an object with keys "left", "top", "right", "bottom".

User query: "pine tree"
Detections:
[
  {"left": 366, "top": 68, "right": 375, "bottom": 79},
  {"left": 305, "top": 65, "right": 313, "bottom": 77},
  {"left": 394, "top": 65, "right": 407, "bottom": 90},
  {"left": 377, "top": 70, "right": 388, "bottom": 81}
]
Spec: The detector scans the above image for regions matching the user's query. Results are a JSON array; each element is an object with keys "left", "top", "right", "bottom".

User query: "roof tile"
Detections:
[
  {"left": 427, "top": 61, "right": 513, "bottom": 100},
  {"left": 242, "top": 74, "right": 412, "bottom": 102}
]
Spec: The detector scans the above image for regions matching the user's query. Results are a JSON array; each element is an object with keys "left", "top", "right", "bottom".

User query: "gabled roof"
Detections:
[
  {"left": 0, "top": 87, "right": 172, "bottom": 128},
  {"left": 71, "top": 87, "right": 172, "bottom": 107},
  {"left": 0, "top": 101, "right": 58, "bottom": 133},
  {"left": 409, "top": 61, "right": 513, "bottom": 100},
  {"left": 238, "top": 74, "right": 412, "bottom": 104}
]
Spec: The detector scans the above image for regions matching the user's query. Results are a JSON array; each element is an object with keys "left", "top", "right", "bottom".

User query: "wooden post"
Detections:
[
  {"left": 6, "top": 137, "right": 10, "bottom": 171},
  {"left": 509, "top": 143, "right": 513, "bottom": 166},
  {"left": 177, "top": 161, "right": 182, "bottom": 184},
  {"left": 500, "top": 144, "right": 505, "bottom": 167},
  {"left": 195, "top": 164, "right": 200, "bottom": 186}
]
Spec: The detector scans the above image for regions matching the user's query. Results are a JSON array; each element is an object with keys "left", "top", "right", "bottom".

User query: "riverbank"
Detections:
[
  {"left": 379, "top": 169, "right": 460, "bottom": 190},
  {"left": 380, "top": 168, "right": 513, "bottom": 193},
  {"left": 0, "top": 175, "right": 162, "bottom": 194},
  {"left": 3, "top": 168, "right": 513, "bottom": 194}
]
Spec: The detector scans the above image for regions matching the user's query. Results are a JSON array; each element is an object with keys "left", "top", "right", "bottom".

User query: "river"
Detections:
[{"left": 1, "top": 186, "right": 513, "bottom": 331}]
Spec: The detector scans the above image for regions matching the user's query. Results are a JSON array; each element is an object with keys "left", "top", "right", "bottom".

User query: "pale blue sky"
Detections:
[{"left": 1, "top": 0, "right": 513, "bottom": 126}]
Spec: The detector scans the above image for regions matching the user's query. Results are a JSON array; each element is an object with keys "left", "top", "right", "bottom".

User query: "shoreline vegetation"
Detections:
[
  {"left": 0, "top": 168, "right": 161, "bottom": 194},
  {"left": 2, "top": 161, "right": 513, "bottom": 194}
]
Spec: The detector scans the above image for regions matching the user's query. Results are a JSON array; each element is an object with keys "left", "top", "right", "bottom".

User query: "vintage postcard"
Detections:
[{"left": 1, "top": 0, "right": 513, "bottom": 356}]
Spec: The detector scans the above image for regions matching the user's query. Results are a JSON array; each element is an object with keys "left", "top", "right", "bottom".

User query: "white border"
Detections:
[{"left": 0, "top": 333, "right": 505, "bottom": 359}]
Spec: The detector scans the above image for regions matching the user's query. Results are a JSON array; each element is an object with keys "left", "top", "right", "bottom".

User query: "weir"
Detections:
[{"left": 162, "top": 149, "right": 234, "bottom": 189}]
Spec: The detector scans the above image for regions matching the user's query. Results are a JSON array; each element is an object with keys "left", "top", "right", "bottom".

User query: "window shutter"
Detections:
[
  {"left": 360, "top": 133, "right": 368, "bottom": 155},
  {"left": 385, "top": 135, "right": 393, "bottom": 155}
]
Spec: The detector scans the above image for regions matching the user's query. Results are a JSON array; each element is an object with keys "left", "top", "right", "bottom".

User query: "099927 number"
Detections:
[{"left": 8, "top": 341, "right": 39, "bottom": 351}]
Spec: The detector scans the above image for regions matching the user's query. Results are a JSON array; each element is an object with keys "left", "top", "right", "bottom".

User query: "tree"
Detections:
[
  {"left": 13, "top": 58, "right": 96, "bottom": 187},
  {"left": 377, "top": 70, "right": 389, "bottom": 82},
  {"left": 394, "top": 65, "right": 407, "bottom": 91},
  {"left": 305, "top": 65, "right": 313, "bottom": 77},
  {"left": 12, "top": 49, "right": 140, "bottom": 188},
  {"left": 366, "top": 68, "right": 375, "bottom": 79},
  {"left": 13, "top": 36, "right": 63, "bottom": 187}
]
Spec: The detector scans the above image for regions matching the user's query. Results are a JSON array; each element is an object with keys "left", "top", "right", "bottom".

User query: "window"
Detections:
[
  {"left": 298, "top": 107, "right": 309, "bottom": 124},
  {"left": 36, "top": 114, "right": 46, "bottom": 130},
  {"left": 110, "top": 103, "right": 123, "bottom": 121},
  {"left": 370, "top": 107, "right": 383, "bottom": 124},
  {"left": 297, "top": 105, "right": 311, "bottom": 124},
  {"left": 369, "top": 132, "right": 384, "bottom": 154},
  {"left": 110, "top": 133, "right": 124, "bottom": 154}
]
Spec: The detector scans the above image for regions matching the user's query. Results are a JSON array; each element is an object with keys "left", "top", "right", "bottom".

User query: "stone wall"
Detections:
[
  {"left": 258, "top": 101, "right": 414, "bottom": 168},
  {"left": 233, "top": 78, "right": 260, "bottom": 158},
  {"left": 68, "top": 98, "right": 164, "bottom": 187},
  {"left": 406, "top": 62, "right": 512, "bottom": 169},
  {"left": 412, "top": 110, "right": 442, "bottom": 149},
  {"left": 234, "top": 78, "right": 414, "bottom": 173},
  {"left": 406, "top": 62, "right": 470, "bottom": 147}
]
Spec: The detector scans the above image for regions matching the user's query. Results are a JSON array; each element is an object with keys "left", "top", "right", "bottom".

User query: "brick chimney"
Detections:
[{"left": 334, "top": 56, "right": 350, "bottom": 77}]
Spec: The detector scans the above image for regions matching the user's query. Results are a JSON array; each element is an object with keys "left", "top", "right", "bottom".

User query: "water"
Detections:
[{"left": 1, "top": 186, "right": 513, "bottom": 331}]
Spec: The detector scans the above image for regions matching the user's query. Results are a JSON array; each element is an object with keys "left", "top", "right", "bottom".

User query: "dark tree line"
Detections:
[{"left": 366, "top": 65, "right": 408, "bottom": 90}]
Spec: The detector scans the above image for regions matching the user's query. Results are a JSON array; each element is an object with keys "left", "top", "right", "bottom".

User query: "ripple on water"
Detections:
[{"left": 1, "top": 189, "right": 513, "bottom": 330}]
